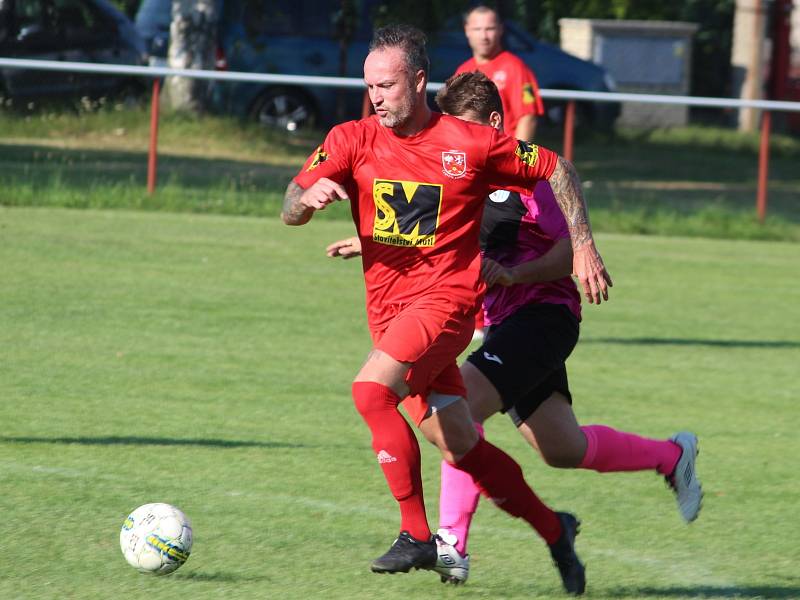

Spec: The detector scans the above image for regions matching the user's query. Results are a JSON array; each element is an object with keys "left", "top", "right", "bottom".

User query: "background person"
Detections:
[{"left": 456, "top": 4, "right": 544, "bottom": 142}]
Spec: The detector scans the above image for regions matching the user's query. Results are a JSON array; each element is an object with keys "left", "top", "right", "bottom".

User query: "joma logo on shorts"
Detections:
[{"left": 372, "top": 179, "right": 443, "bottom": 247}]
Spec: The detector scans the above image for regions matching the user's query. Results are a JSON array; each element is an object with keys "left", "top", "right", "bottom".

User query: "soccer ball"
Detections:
[{"left": 120, "top": 503, "right": 193, "bottom": 575}]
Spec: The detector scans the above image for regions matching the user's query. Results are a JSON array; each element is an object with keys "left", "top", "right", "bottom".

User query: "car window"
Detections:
[
  {"left": 53, "top": 0, "right": 110, "bottom": 42},
  {"left": 17, "top": 0, "right": 50, "bottom": 31},
  {"left": 54, "top": 0, "right": 97, "bottom": 29},
  {"left": 10, "top": 0, "right": 61, "bottom": 45}
]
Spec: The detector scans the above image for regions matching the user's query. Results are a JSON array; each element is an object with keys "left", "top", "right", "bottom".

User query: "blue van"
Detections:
[{"left": 136, "top": 0, "right": 619, "bottom": 131}]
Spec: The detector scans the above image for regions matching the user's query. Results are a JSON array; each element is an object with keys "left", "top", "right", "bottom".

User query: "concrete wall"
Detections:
[{"left": 560, "top": 19, "right": 698, "bottom": 127}]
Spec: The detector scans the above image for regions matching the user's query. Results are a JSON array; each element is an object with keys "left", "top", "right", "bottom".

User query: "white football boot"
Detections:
[
  {"left": 434, "top": 529, "right": 469, "bottom": 584},
  {"left": 668, "top": 431, "right": 703, "bottom": 522}
]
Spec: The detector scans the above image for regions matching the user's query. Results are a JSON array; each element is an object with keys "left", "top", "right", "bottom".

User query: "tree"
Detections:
[{"left": 166, "top": 0, "right": 219, "bottom": 112}]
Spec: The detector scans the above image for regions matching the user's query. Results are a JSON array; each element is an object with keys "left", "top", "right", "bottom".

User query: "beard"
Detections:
[{"left": 376, "top": 86, "right": 416, "bottom": 129}]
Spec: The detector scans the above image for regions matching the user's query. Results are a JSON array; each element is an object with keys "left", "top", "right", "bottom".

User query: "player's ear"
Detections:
[
  {"left": 415, "top": 69, "right": 426, "bottom": 93},
  {"left": 489, "top": 111, "right": 503, "bottom": 131}
]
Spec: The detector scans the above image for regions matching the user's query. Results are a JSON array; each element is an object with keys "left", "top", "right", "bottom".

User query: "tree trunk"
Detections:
[{"left": 166, "top": 0, "right": 218, "bottom": 112}]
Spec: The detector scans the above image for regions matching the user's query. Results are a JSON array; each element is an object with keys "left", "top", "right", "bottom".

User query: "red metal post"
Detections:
[
  {"left": 757, "top": 110, "right": 771, "bottom": 222},
  {"left": 147, "top": 78, "right": 161, "bottom": 195},
  {"left": 563, "top": 100, "right": 575, "bottom": 162}
]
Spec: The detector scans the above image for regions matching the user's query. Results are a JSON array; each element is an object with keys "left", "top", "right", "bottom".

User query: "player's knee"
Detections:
[
  {"left": 438, "top": 427, "right": 479, "bottom": 463},
  {"left": 351, "top": 381, "right": 395, "bottom": 417},
  {"left": 539, "top": 445, "right": 582, "bottom": 468}
]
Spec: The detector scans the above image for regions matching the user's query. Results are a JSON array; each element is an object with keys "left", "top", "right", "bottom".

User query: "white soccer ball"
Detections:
[{"left": 120, "top": 502, "right": 193, "bottom": 575}]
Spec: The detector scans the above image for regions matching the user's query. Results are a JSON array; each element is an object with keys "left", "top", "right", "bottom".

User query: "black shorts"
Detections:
[{"left": 466, "top": 303, "right": 579, "bottom": 427}]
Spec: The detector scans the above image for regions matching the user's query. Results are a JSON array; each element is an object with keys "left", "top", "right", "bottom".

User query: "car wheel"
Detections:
[{"left": 251, "top": 87, "right": 317, "bottom": 132}]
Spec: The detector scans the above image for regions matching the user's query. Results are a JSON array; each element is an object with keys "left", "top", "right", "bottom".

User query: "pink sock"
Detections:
[
  {"left": 438, "top": 422, "right": 484, "bottom": 556},
  {"left": 579, "top": 424, "right": 681, "bottom": 476}
]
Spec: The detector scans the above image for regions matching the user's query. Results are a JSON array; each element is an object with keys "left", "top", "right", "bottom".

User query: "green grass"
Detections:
[
  {"left": 1, "top": 207, "right": 798, "bottom": 599},
  {"left": 0, "top": 107, "right": 798, "bottom": 240}
]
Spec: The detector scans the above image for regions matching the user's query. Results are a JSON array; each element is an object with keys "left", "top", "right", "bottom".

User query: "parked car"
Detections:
[
  {"left": 135, "top": 0, "right": 619, "bottom": 131},
  {"left": 0, "top": 0, "right": 147, "bottom": 103}
]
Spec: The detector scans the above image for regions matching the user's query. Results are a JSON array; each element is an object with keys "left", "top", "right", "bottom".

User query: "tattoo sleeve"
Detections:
[
  {"left": 548, "top": 157, "right": 593, "bottom": 249},
  {"left": 281, "top": 181, "right": 313, "bottom": 226}
]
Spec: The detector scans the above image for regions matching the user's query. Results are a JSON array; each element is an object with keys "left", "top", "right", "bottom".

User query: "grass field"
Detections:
[{"left": 1, "top": 207, "right": 798, "bottom": 599}]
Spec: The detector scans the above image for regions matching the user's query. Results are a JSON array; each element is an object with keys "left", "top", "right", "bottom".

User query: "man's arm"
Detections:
[
  {"left": 548, "top": 156, "right": 613, "bottom": 304},
  {"left": 281, "top": 178, "right": 349, "bottom": 226},
  {"left": 514, "top": 114, "right": 536, "bottom": 142},
  {"left": 481, "top": 238, "right": 571, "bottom": 287},
  {"left": 282, "top": 181, "right": 314, "bottom": 226}
]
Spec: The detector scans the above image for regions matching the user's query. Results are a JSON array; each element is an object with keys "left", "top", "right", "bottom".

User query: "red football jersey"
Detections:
[
  {"left": 456, "top": 51, "right": 545, "bottom": 134},
  {"left": 293, "top": 113, "right": 558, "bottom": 331}
]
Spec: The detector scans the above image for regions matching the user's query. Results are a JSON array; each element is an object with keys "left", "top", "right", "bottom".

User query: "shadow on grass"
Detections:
[
  {"left": 0, "top": 143, "right": 297, "bottom": 189},
  {"left": 606, "top": 585, "right": 800, "bottom": 599},
  {"left": 174, "top": 570, "right": 271, "bottom": 583},
  {"left": 0, "top": 435, "right": 306, "bottom": 449},
  {"left": 583, "top": 337, "right": 799, "bottom": 349}
]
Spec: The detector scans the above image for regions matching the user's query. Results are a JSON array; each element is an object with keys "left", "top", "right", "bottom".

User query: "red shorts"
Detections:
[{"left": 371, "top": 298, "right": 474, "bottom": 424}]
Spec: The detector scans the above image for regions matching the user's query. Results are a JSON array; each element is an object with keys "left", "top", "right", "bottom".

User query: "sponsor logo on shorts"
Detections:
[
  {"left": 489, "top": 190, "right": 510, "bottom": 203},
  {"left": 442, "top": 151, "right": 467, "bottom": 178},
  {"left": 483, "top": 352, "right": 503, "bottom": 365},
  {"left": 372, "top": 179, "right": 443, "bottom": 247},
  {"left": 377, "top": 450, "right": 397, "bottom": 464}
]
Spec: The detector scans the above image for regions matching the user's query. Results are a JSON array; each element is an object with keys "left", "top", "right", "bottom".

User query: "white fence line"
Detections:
[{"left": 1, "top": 57, "right": 800, "bottom": 113}]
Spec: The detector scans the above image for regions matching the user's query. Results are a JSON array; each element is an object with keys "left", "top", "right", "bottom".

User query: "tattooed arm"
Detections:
[
  {"left": 282, "top": 178, "right": 349, "bottom": 226},
  {"left": 282, "top": 181, "right": 314, "bottom": 226},
  {"left": 548, "top": 156, "right": 613, "bottom": 304}
]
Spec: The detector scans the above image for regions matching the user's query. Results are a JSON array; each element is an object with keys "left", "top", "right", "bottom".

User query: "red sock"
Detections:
[
  {"left": 454, "top": 437, "right": 562, "bottom": 544},
  {"left": 352, "top": 381, "right": 430, "bottom": 541}
]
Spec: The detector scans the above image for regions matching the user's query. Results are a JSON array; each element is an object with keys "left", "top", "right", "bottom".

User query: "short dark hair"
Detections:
[
  {"left": 463, "top": 5, "right": 501, "bottom": 25},
  {"left": 435, "top": 71, "right": 503, "bottom": 122},
  {"left": 369, "top": 25, "right": 430, "bottom": 77}
]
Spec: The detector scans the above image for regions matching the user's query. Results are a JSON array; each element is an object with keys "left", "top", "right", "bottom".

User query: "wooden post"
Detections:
[{"left": 147, "top": 78, "right": 161, "bottom": 195}]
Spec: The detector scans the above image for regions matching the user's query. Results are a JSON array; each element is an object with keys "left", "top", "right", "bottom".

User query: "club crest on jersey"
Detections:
[
  {"left": 306, "top": 145, "right": 328, "bottom": 172},
  {"left": 514, "top": 140, "right": 539, "bottom": 167},
  {"left": 442, "top": 151, "right": 467, "bottom": 178}
]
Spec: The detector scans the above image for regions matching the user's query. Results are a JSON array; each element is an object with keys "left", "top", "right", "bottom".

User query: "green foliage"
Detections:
[{"left": 0, "top": 208, "right": 798, "bottom": 598}]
